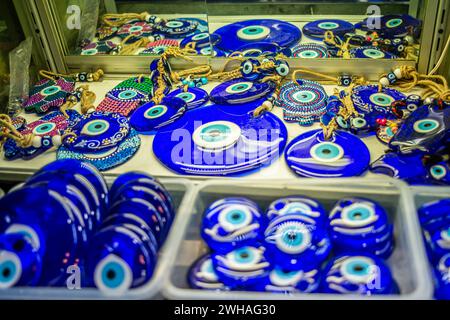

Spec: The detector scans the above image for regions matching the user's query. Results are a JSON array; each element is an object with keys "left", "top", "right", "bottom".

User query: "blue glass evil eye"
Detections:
[
  {"left": 188, "top": 254, "right": 230, "bottom": 291},
  {"left": 434, "top": 253, "right": 450, "bottom": 300},
  {"left": 210, "top": 79, "right": 275, "bottom": 105},
  {"left": 266, "top": 196, "right": 328, "bottom": 226}
]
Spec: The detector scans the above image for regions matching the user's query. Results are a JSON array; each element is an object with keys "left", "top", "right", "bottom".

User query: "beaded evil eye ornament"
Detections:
[
  {"left": 81, "top": 40, "right": 117, "bottom": 55},
  {"left": 116, "top": 21, "right": 154, "bottom": 39},
  {"left": 23, "top": 77, "right": 76, "bottom": 114},
  {"left": 97, "top": 76, "right": 153, "bottom": 116},
  {"left": 291, "top": 43, "right": 329, "bottom": 58}
]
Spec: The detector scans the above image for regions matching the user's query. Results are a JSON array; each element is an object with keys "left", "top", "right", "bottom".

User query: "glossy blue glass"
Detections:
[
  {"left": 109, "top": 171, "right": 155, "bottom": 200},
  {"left": 355, "top": 14, "right": 421, "bottom": 39},
  {"left": 188, "top": 254, "right": 230, "bottom": 291},
  {"left": 418, "top": 199, "right": 450, "bottom": 234},
  {"left": 210, "top": 79, "right": 275, "bottom": 105},
  {"left": 303, "top": 19, "right": 354, "bottom": 41},
  {"left": 370, "top": 152, "right": 427, "bottom": 184},
  {"left": 434, "top": 253, "right": 450, "bottom": 300},
  {"left": 154, "top": 19, "right": 199, "bottom": 38},
  {"left": 349, "top": 46, "right": 398, "bottom": 59},
  {"left": 351, "top": 85, "right": 406, "bottom": 116},
  {"left": 166, "top": 87, "right": 209, "bottom": 110}
]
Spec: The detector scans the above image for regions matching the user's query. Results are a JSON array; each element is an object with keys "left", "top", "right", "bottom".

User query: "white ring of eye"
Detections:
[
  {"left": 292, "top": 90, "right": 317, "bottom": 104},
  {"left": 352, "top": 117, "right": 367, "bottom": 129},
  {"left": 363, "top": 49, "right": 385, "bottom": 59},
  {"left": 225, "top": 81, "right": 253, "bottom": 94},
  {"left": 430, "top": 165, "right": 447, "bottom": 180},
  {"left": 81, "top": 119, "right": 110, "bottom": 136},
  {"left": 218, "top": 204, "right": 253, "bottom": 232},
  {"left": 413, "top": 119, "right": 440, "bottom": 134},
  {"left": 237, "top": 25, "right": 270, "bottom": 41},
  {"left": 32, "top": 122, "right": 56, "bottom": 135},
  {"left": 144, "top": 104, "right": 168, "bottom": 119},
  {"left": 0, "top": 251, "right": 21, "bottom": 289},
  {"left": 276, "top": 64, "right": 289, "bottom": 76},
  {"left": 94, "top": 254, "right": 133, "bottom": 296},
  {"left": 166, "top": 21, "right": 184, "bottom": 28},
  {"left": 369, "top": 93, "right": 394, "bottom": 107},
  {"left": 175, "top": 92, "right": 196, "bottom": 103},
  {"left": 340, "top": 256, "right": 376, "bottom": 284},
  {"left": 241, "top": 61, "right": 254, "bottom": 74},
  {"left": 192, "top": 33, "right": 209, "bottom": 41},
  {"left": 310, "top": 142, "right": 344, "bottom": 163},
  {"left": 4, "top": 224, "right": 41, "bottom": 251},
  {"left": 275, "top": 222, "right": 311, "bottom": 254},
  {"left": 318, "top": 22, "right": 339, "bottom": 30},
  {"left": 340, "top": 202, "right": 376, "bottom": 227},
  {"left": 407, "top": 104, "right": 417, "bottom": 112},
  {"left": 193, "top": 121, "right": 241, "bottom": 150}
]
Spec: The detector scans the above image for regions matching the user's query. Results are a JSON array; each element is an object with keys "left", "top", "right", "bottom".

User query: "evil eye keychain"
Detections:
[
  {"left": 321, "top": 254, "right": 398, "bottom": 295},
  {"left": 264, "top": 214, "right": 331, "bottom": 270},
  {"left": 188, "top": 254, "right": 230, "bottom": 291},
  {"left": 201, "top": 197, "right": 265, "bottom": 253}
]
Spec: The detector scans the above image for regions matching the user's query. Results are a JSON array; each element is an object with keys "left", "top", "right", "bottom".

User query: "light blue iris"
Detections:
[
  {"left": 118, "top": 90, "right": 138, "bottom": 100},
  {"left": 346, "top": 260, "right": 370, "bottom": 276},
  {"left": 101, "top": 261, "right": 125, "bottom": 289},
  {"left": 314, "top": 143, "right": 341, "bottom": 160},
  {"left": 242, "top": 26, "right": 264, "bottom": 35},
  {"left": 282, "top": 226, "right": 303, "bottom": 247},
  {"left": 0, "top": 261, "right": 16, "bottom": 283},
  {"left": 235, "top": 248, "right": 254, "bottom": 264},
  {"left": 347, "top": 207, "right": 371, "bottom": 221}
]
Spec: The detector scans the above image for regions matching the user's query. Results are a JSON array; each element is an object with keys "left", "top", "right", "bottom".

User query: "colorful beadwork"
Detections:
[
  {"left": 117, "top": 21, "right": 154, "bottom": 39},
  {"left": 291, "top": 43, "right": 328, "bottom": 58},
  {"left": 81, "top": 40, "right": 117, "bottom": 55}
]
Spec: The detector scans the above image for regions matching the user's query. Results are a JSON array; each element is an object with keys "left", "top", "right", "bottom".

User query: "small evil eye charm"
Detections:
[
  {"left": 321, "top": 254, "right": 397, "bottom": 295},
  {"left": 387, "top": 72, "right": 398, "bottom": 85},
  {"left": 264, "top": 214, "right": 331, "bottom": 270},
  {"left": 434, "top": 253, "right": 450, "bottom": 300},
  {"left": 328, "top": 198, "right": 394, "bottom": 259},
  {"left": 212, "top": 246, "right": 271, "bottom": 288},
  {"left": 201, "top": 198, "right": 264, "bottom": 253},
  {"left": 338, "top": 75, "right": 353, "bottom": 87},
  {"left": 188, "top": 254, "right": 230, "bottom": 291},
  {"left": 405, "top": 94, "right": 421, "bottom": 115},
  {"left": 418, "top": 199, "right": 450, "bottom": 234},
  {"left": 275, "top": 59, "right": 290, "bottom": 78},
  {"left": 240, "top": 59, "right": 261, "bottom": 81},
  {"left": 348, "top": 114, "right": 371, "bottom": 134},
  {"left": 336, "top": 115, "right": 350, "bottom": 129},
  {"left": 265, "top": 196, "right": 328, "bottom": 226},
  {"left": 428, "top": 162, "right": 450, "bottom": 185}
]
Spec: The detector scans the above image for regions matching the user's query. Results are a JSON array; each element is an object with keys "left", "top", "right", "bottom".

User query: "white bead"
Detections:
[
  {"left": 405, "top": 36, "right": 414, "bottom": 45},
  {"left": 32, "top": 136, "right": 42, "bottom": 148},
  {"left": 424, "top": 97, "right": 434, "bottom": 105},
  {"left": 52, "top": 135, "right": 62, "bottom": 147},
  {"left": 380, "top": 77, "right": 390, "bottom": 87},
  {"left": 393, "top": 68, "right": 402, "bottom": 79}
]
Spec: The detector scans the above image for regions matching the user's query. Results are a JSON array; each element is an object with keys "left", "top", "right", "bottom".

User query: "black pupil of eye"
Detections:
[
  {"left": 424, "top": 123, "right": 432, "bottom": 128},
  {"left": 106, "top": 269, "right": 116, "bottom": 280},
  {"left": 41, "top": 125, "right": 49, "bottom": 130},
  {"left": 94, "top": 124, "right": 103, "bottom": 129},
  {"left": 2, "top": 268, "right": 11, "bottom": 278},
  {"left": 287, "top": 231, "right": 297, "bottom": 240},
  {"left": 240, "top": 252, "right": 249, "bottom": 259},
  {"left": 152, "top": 109, "right": 160, "bottom": 114},
  {"left": 435, "top": 169, "right": 442, "bottom": 173},
  {"left": 232, "top": 213, "right": 241, "bottom": 220},
  {"left": 353, "top": 265, "right": 364, "bottom": 272},
  {"left": 13, "top": 239, "right": 25, "bottom": 252},
  {"left": 322, "top": 148, "right": 331, "bottom": 155},
  {"left": 353, "top": 212, "right": 362, "bottom": 219},
  {"left": 237, "top": 85, "right": 245, "bottom": 90},
  {"left": 249, "top": 28, "right": 257, "bottom": 33}
]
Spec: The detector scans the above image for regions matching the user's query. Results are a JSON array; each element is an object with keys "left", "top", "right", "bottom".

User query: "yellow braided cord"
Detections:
[{"left": 102, "top": 12, "right": 150, "bottom": 27}]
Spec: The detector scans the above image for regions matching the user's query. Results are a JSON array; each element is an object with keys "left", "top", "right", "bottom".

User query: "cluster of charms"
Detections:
[
  {"left": 189, "top": 196, "right": 397, "bottom": 295},
  {"left": 0, "top": 162, "right": 175, "bottom": 296}
]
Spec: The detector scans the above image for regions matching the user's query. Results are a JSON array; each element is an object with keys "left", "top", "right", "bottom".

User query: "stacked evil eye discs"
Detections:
[
  {"left": 418, "top": 199, "right": 450, "bottom": 300},
  {"left": 189, "top": 195, "right": 397, "bottom": 295},
  {"left": 276, "top": 80, "right": 328, "bottom": 126}
]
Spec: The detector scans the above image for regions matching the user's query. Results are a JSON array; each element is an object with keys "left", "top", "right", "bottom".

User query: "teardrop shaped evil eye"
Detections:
[
  {"left": 241, "top": 60, "right": 255, "bottom": 75},
  {"left": 0, "top": 251, "right": 21, "bottom": 288},
  {"left": 413, "top": 119, "right": 440, "bottom": 134},
  {"left": 351, "top": 117, "right": 367, "bottom": 129},
  {"left": 40, "top": 85, "right": 61, "bottom": 96},
  {"left": 275, "top": 223, "right": 311, "bottom": 254},
  {"left": 81, "top": 119, "right": 110, "bottom": 136},
  {"left": 336, "top": 115, "right": 349, "bottom": 129},
  {"left": 340, "top": 257, "right": 375, "bottom": 284},
  {"left": 218, "top": 205, "right": 253, "bottom": 232},
  {"left": 318, "top": 22, "right": 339, "bottom": 30},
  {"left": 32, "top": 122, "right": 56, "bottom": 135},
  {"left": 407, "top": 104, "right": 418, "bottom": 112},
  {"left": 298, "top": 50, "right": 319, "bottom": 58},
  {"left": 293, "top": 90, "right": 316, "bottom": 103},
  {"left": 192, "top": 33, "right": 209, "bottom": 41},
  {"left": 82, "top": 48, "right": 98, "bottom": 55},
  {"left": 94, "top": 254, "right": 132, "bottom": 292},
  {"left": 363, "top": 48, "right": 385, "bottom": 59},
  {"left": 430, "top": 165, "right": 447, "bottom": 180},
  {"left": 117, "top": 90, "right": 138, "bottom": 100},
  {"left": 192, "top": 121, "right": 241, "bottom": 150},
  {"left": 143, "top": 105, "right": 168, "bottom": 119},
  {"left": 166, "top": 20, "right": 184, "bottom": 28},
  {"left": 310, "top": 142, "right": 344, "bottom": 163},
  {"left": 237, "top": 25, "right": 270, "bottom": 40},
  {"left": 340, "top": 203, "right": 376, "bottom": 227},
  {"left": 225, "top": 82, "right": 253, "bottom": 94},
  {"left": 276, "top": 62, "right": 289, "bottom": 77},
  {"left": 175, "top": 92, "right": 196, "bottom": 103},
  {"left": 369, "top": 93, "right": 395, "bottom": 107},
  {"left": 386, "top": 18, "right": 403, "bottom": 28}
]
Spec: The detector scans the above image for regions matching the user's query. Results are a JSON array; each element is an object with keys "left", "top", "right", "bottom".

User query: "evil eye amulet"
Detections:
[
  {"left": 130, "top": 97, "right": 186, "bottom": 134},
  {"left": 427, "top": 225, "right": 450, "bottom": 261},
  {"left": 434, "top": 253, "right": 450, "bottom": 300},
  {"left": 212, "top": 246, "right": 271, "bottom": 288},
  {"left": 349, "top": 46, "right": 397, "bottom": 59},
  {"left": 201, "top": 198, "right": 264, "bottom": 253},
  {"left": 418, "top": 199, "right": 450, "bottom": 234},
  {"left": 302, "top": 19, "right": 354, "bottom": 40},
  {"left": 285, "top": 129, "right": 370, "bottom": 178},
  {"left": 240, "top": 59, "right": 262, "bottom": 81},
  {"left": 264, "top": 214, "right": 332, "bottom": 270},
  {"left": 210, "top": 79, "right": 275, "bottom": 105},
  {"left": 266, "top": 196, "right": 328, "bottom": 226},
  {"left": 166, "top": 87, "right": 209, "bottom": 110},
  {"left": 328, "top": 198, "right": 394, "bottom": 259},
  {"left": 428, "top": 162, "right": 450, "bottom": 185},
  {"left": 351, "top": 85, "right": 406, "bottom": 115},
  {"left": 188, "top": 254, "right": 230, "bottom": 291},
  {"left": 370, "top": 152, "right": 428, "bottom": 184},
  {"left": 321, "top": 254, "right": 397, "bottom": 295}
]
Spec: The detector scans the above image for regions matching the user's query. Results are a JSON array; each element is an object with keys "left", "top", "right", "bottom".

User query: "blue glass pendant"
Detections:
[
  {"left": 434, "top": 253, "right": 450, "bottom": 300},
  {"left": 389, "top": 105, "right": 450, "bottom": 155},
  {"left": 321, "top": 254, "right": 397, "bottom": 295},
  {"left": 427, "top": 161, "right": 450, "bottom": 185},
  {"left": 291, "top": 43, "right": 328, "bottom": 58},
  {"left": 130, "top": 97, "right": 187, "bottom": 134},
  {"left": 303, "top": 19, "right": 354, "bottom": 41},
  {"left": 356, "top": 14, "right": 422, "bottom": 39},
  {"left": 266, "top": 196, "right": 328, "bottom": 226},
  {"left": 285, "top": 129, "right": 370, "bottom": 178},
  {"left": 351, "top": 85, "right": 406, "bottom": 115},
  {"left": 201, "top": 197, "right": 264, "bottom": 253},
  {"left": 349, "top": 46, "right": 398, "bottom": 59},
  {"left": 418, "top": 199, "right": 450, "bottom": 234},
  {"left": 212, "top": 246, "right": 271, "bottom": 288},
  {"left": 188, "top": 254, "right": 230, "bottom": 291},
  {"left": 213, "top": 19, "right": 301, "bottom": 53},
  {"left": 235, "top": 42, "right": 282, "bottom": 57},
  {"left": 370, "top": 152, "right": 427, "bottom": 184},
  {"left": 210, "top": 79, "right": 275, "bottom": 105},
  {"left": 109, "top": 172, "right": 155, "bottom": 201},
  {"left": 180, "top": 32, "right": 220, "bottom": 51},
  {"left": 154, "top": 19, "right": 198, "bottom": 38},
  {"left": 166, "top": 87, "right": 209, "bottom": 110},
  {"left": 264, "top": 214, "right": 331, "bottom": 270},
  {"left": 153, "top": 103, "right": 287, "bottom": 176}
]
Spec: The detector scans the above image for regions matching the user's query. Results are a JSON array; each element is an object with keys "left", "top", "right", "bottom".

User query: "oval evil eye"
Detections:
[
  {"left": 292, "top": 90, "right": 316, "bottom": 104},
  {"left": 340, "top": 256, "right": 376, "bottom": 284},
  {"left": 166, "top": 21, "right": 184, "bottom": 28},
  {"left": 407, "top": 104, "right": 417, "bottom": 112},
  {"left": 274, "top": 222, "right": 311, "bottom": 254},
  {"left": 298, "top": 50, "right": 319, "bottom": 58},
  {"left": 363, "top": 49, "right": 385, "bottom": 59},
  {"left": 225, "top": 82, "right": 253, "bottom": 94},
  {"left": 192, "top": 33, "right": 209, "bottom": 41},
  {"left": 81, "top": 120, "right": 110, "bottom": 136},
  {"left": 241, "top": 60, "right": 254, "bottom": 75},
  {"left": 369, "top": 93, "right": 395, "bottom": 107},
  {"left": 397, "top": 45, "right": 405, "bottom": 52},
  {"left": 276, "top": 62, "right": 289, "bottom": 77},
  {"left": 228, "top": 247, "right": 262, "bottom": 267},
  {"left": 218, "top": 205, "right": 253, "bottom": 232},
  {"left": 143, "top": 105, "right": 168, "bottom": 119},
  {"left": 33, "top": 122, "right": 57, "bottom": 135},
  {"left": 0, "top": 251, "right": 21, "bottom": 289},
  {"left": 386, "top": 18, "right": 403, "bottom": 28},
  {"left": 430, "top": 165, "right": 447, "bottom": 180},
  {"left": 413, "top": 119, "right": 440, "bottom": 134},
  {"left": 175, "top": 92, "right": 196, "bottom": 103},
  {"left": 237, "top": 25, "right": 270, "bottom": 41},
  {"left": 340, "top": 203, "right": 376, "bottom": 227},
  {"left": 310, "top": 142, "right": 344, "bottom": 163},
  {"left": 40, "top": 85, "right": 61, "bottom": 96},
  {"left": 318, "top": 22, "right": 339, "bottom": 30},
  {"left": 117, "top": 90, "right": 138, "bottom": 100},
  {"left": 94, "top": 254, "right": 132, "bottom": 294},
  {"left": 351, "top": 117, "right": 367, "bottom": 129}
]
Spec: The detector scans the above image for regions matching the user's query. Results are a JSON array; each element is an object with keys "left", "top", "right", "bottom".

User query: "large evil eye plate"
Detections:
[
  {"left": 188, "top": 254, "right": 229, "bottom": 291},
  {"left": 213, "top": 19, "right": 301, "bottom": 52},
  {"left": 285, "top": 129, "right": 370, "bottom": 178},
  {"left": 350, "top": 46, "right": 397, "bottom": 59},
  {"left": 351, "top": 85, "right": 406, "bottom": 115},
  {"left": 266, "top": 196, "right": 327, "bottom": 225},
  {"left": 303, "top": 19, "right": 354, "bottom": 40},
  {"left": 210, "top": 79, "right": 275, "bottom": 105},
  {"left": 154, "top": 19, "right": 198, "bottom": 38},
  {"left": 356, "top": 14, "right": 422, "bottom": 38},
  {"left": 291, "top": 43, "right": 328, "bottom": 58},
  {"left": 166, "top": 87, "right": 209, "bottom": 110},
  {"left": 130, "top": 97, "right": 186, "bottom": 134},
  {"left": 153, "top": 102, "right": 287, "bottom": 176}
]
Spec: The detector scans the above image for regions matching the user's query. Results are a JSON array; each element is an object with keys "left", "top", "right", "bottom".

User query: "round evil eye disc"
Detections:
[
  {"left": 386, "top": 18, "right": 403, "bottom": 28},
  {"left": 40, "top": 85, "right": 61, "bottom": 96},
  {"left": 193, "top": 121, "right": 241, "bottom": 150},
  {"left": 144, "top": 105, "right": 168, "bottom": 119},
  {"left": 413, "top": 119, "right": 440, "bottom": 134},
  {"left": 310, "top": 142, "right": 344, "bottom": 163},
  {"left": 237, "top": 25, "right": 270, "bottom": 41},
  {"left": 341, "top": 203, "right": 376, "bottom": 227},
  {"left": 0, "top": 251, "right": 21, "bottom": 289},
  {"left": 225, "top": 82, "right": 253, "bottom": 94},
  {"left": 175, "top": 92, "right": 196, "bottom": 103},
  {"left": 340, "top": 256, "right": 376, "bottom": 284},
  {"left": 369, "top": 93, "right": 395, "bottom": 107},
  {"left": 81, "top": 120, "right": 110, "bottom": 136},
  {"left": 363, "top": 49, "right": 385, "bottom": 59},
  {"left": 33, "top": 122, "right": 57, "bottom": 135},
  {"left": 430, "top": 165, "right": 447, "bottom": 180},
  {"left": 94, "top": 254, "right": 133, "bottom": 295}
]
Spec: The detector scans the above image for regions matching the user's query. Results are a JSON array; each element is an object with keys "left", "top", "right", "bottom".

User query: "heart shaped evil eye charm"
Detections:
[
  {"left": 265, "top": 196, "right": 328, "bottom": 226},
  {"left": 321, "top": 254, "right": 397, "bottom": 295},
  {"left": 188, "top": 254, "right": 230, "bottom": 291},
  {"left": 418, "top": 199, "right": 450, "bottom": 234},
  {"left": 264, "top": 215, "right": 331, "bottom": 270},
  {"left": 201, "top": 198, "right": 264, "bottom": 253},
  {"left": 434, "top": 253, "right": 450, "bottom": 300},
  {"left": 212, "top": 246, "right": 271, "bottom": 288}
]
